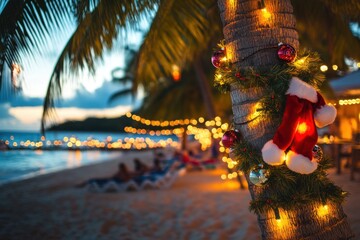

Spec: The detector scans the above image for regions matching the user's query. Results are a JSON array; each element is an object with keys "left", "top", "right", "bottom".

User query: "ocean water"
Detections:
[{"left": 0, "top": 131, "right": 177, "bottom": 185}]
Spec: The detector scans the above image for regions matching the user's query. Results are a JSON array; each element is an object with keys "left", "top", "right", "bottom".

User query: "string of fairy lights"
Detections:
[
  {"left": 124, "top": 113, "right": 230, "bottom": 150},
  {"left": 124, "top": 113, "right": 242, "bottom": 178},
  {"left": 3, "top": 136, "right": 179, "bottom": 150},
  {"left": 338, "top": 97, "right": 360, "bottom": 106}
]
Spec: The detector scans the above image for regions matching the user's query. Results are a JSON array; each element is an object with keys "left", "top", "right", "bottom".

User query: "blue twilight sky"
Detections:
[{"left": 0, "top": 11, "right": 151, "bottom": 132}]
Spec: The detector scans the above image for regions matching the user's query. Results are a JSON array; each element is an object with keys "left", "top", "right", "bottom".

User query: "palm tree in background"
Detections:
[
  {"left": 108, "top": 45, "right": 231, "bottom": 149},
  {"left": 1, "top": 0, "right": 360, "bottom": 238},
  {"left": 1, "top": 0, "right": 359, "bottom": 130},
  {"left": 108, "top": 44, "right": 231, "bottom": 120}
]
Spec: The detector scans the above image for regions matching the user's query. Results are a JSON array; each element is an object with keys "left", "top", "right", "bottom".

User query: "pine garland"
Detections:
[
  {"left": 214, "top": 49, "right": 325, "bottom": 92},
  {"left": 232, "top": 139, "right": 347, "bottom": 215},
  {"left": 215, "top": 44, "right": 348, "bottom": 215},
  {"left": 215, "top": 49, "right": 325, "bottom": 123}
]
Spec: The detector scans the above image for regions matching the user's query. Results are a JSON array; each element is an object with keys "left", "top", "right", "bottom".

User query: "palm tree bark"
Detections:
[{"left": 217, "top": 0, "right": 354, "bottom": 239}]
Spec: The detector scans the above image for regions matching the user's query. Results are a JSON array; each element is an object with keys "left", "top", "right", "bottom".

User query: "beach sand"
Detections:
[{"left": 0, "top": 150, "right": 359, "bottom": 240}]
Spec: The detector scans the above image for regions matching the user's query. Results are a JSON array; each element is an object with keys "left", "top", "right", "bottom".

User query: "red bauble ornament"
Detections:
[
  {"left": 277, "top": 43, "right": 296, "bottom": 62},
  {"left": 211, "top": 49, "right": 226, "bottom": 68},
  {"left": 221, "top": 130, "right": 241, "bottom": 148},
  {"left": 235, "top": 72, "right": 246, "bottom": 81}
]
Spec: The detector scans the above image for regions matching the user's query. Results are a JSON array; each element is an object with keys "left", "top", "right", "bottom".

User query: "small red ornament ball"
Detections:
[
  {"left": 211, "top": 49, "right": 226, "bottom": 68},
  {"left": 221, "top": 130, "right": 241, "bottom": 148},
  {"left": 277, "top": 43, "right": 296, "bottom": 62}
]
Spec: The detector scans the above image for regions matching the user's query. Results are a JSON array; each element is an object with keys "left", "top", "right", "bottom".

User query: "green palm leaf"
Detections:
[
  {"left": 107, "top": 88, "right": 133, "bottom": 104},
  {"left": 0, "top": 0, "right": 73, "bottom": 87},
  {"left": 41, "top": 0, "right": 159, "bottom": 132},
  {"left": 292, "top": 0, "right": 360, "bottom": 69},
  {"left": 134, "top": 0, "right": 220, "bottom": 90}
]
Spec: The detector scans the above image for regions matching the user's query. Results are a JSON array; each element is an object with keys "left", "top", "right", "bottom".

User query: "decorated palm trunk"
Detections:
[{"left": 216, "top": 0, "right": 354, "bottom": 239}]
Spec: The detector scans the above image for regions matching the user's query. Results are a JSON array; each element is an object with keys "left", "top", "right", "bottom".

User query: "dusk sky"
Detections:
[{"left": 0, "top": 20, "right": 148, "bottom": 132}]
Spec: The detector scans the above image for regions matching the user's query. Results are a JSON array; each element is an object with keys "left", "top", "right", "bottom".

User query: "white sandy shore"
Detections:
[{"left": 0, "top": 150, "right": 359, "bottom": 240}]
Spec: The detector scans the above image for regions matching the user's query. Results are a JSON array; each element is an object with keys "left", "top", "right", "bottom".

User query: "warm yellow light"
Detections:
[
  {"left": 297, "top": 122, "right": 308, "bottom": 134},
  {"left": 261, "top": 8, "right": 271, "bottom": 20},
  {"left": 320, "top": 65, "right": 328, "bottom": 72},
  {"left": 219, "top": 146, "right": 225, "bottom": 152},
  {"left": 221, "top": 174, "right": 227, "bottom": 180},
  {"left": 357, "top": 62, "right": 360, "bottom": 68},
  {"left": 338, "top": 98, "right": 360, "bottom": 106},
  {"left": 296, "top": 58, "right": 305, "bottom": 65},
  {"left": 332, "top": 65, "right": 338, "bottom": 71},
  {"left": 221, "top": 123, "right": 228, "bottom": 130},
  {"left": 293, "top": 57, "right": 309, "bottom": 69},
  {"left": 172, "top": 64, "right": 181, "bottom": 81},
  {"left": 317, "top": 204, "right": 329, "bottom": 217},
  {"left": 249, "top": 102, "right": 262, "bottom": 121}
]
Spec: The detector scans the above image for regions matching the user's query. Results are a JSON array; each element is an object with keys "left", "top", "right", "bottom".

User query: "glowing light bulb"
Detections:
[
  {"left": 297, "top": 122, "right": 308, "bottom": 134},
  {"left": 172, "top": 64, "right": 181, "bottom": 81},
  {"left": 320, "top": 65, "right": 328, "bottom": 72},
  {"left": 261, "top": 8, "right": 271, "bottom": 20},
  {"left": 317, "top": 204, "right": 329, "bottom": 217}
]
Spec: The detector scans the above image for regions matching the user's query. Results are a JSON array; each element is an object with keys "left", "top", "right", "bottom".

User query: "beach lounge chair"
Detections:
[
  {"left": 137, "top": 160, "right": 187, "bottom": 190},
  {"left": 85, "top": 178, "right": 140, "bottom": 192},
  {"left": 84, "top": 159, "right": 186, "bottom": 192}
]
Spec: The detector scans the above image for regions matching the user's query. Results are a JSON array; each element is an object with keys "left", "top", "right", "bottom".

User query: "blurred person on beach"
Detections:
[
  {"left": 150, "top": 157, "right": 164, "bottom": 174},
  {"left": 211, "top": 139, "right": 220, "bottom": 160},
  {"left": 133, "top": 158, "right": 150, "bottom": 176},
  {"left": 76, "top": 162, "right": 132, "bottom": 187},
  {"left": 181, "top": 149, "right": 218, "bottom": 170},
  {"left": 180, "top": 150, "right": 203, "bottom": 169}
]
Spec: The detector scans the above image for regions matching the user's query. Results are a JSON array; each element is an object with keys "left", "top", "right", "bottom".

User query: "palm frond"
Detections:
[
  {"left": 292, "top": 0, "right": 360, "bottom": 69},
  {"left": 107, "top": 88, "right": 133, "bottom": 104},
  {"left": 321, "top": 0, "right": 360, "bottom": 21},
  {"left": 134, "top": 0, "right": 221, "bottom": 90},
  {"left": 41, "top": 0, "right": 159, "bottom": 132},
  {"left": 0, "top": 0, "right": 73, "bottom": 89}
]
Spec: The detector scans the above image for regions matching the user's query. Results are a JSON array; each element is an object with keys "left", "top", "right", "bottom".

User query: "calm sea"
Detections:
[{"left": 0, "top": 131, "right": 177, "bottom": 185}]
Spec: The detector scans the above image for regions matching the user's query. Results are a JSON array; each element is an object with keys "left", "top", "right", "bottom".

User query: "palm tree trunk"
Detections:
[
  {"left": 217, "top": 0, "right": 354, "bottom": 239},
  {"left": 181, "top": 128, "right": 187, "bottom": 150}
]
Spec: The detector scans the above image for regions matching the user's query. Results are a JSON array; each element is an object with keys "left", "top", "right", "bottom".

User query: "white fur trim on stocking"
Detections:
[
  {"left": 314, "top": 104, "right": 337, "bottom": 128},
  {"left": 261, "top": 140, "right": 285, "bottom": 166},
  {"left": 286, "top": 77, "right": 317, "bottom": 103},
  {"left": 285, "top": 150, "right": 318, "bottom": 174}
]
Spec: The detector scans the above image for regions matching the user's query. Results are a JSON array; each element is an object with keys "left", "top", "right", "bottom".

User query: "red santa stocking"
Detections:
[{"left": 262, "top": 77, "right": 337, "bottom": 174}]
